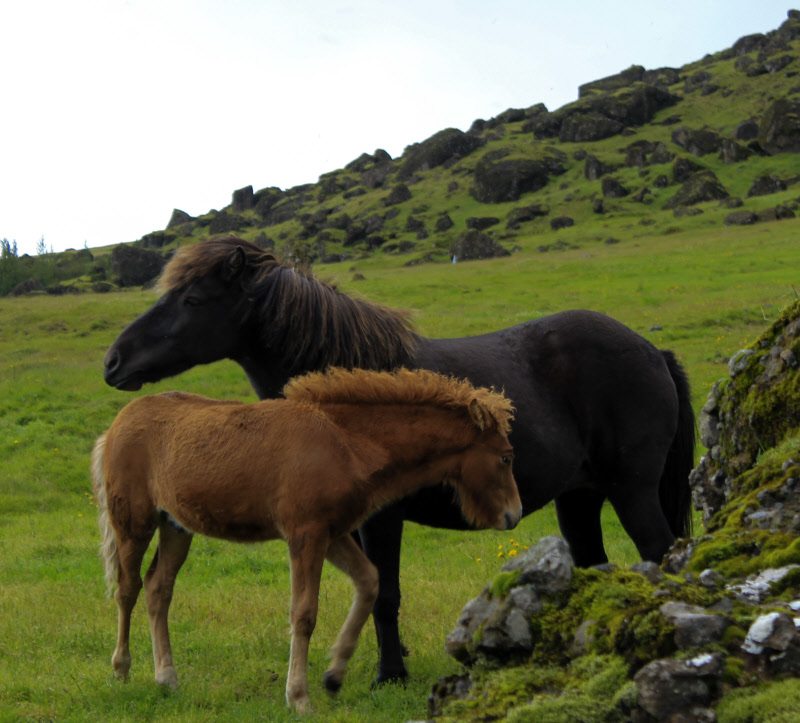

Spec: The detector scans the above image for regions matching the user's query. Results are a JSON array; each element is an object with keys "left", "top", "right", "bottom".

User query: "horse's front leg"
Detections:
[
  {"left": 286, "top": 529, "right": 327, "bottom": 713},
  {"left": 322, "top": 535, "right": 379, "bottom": 693},
  {"left": 144, "top": 521, "right": 192, "bottom": 689},
  {"left": 358, "top": 505, "right": 407, "bottom": 684}
]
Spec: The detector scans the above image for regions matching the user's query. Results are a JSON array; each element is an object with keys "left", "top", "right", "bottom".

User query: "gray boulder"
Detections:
[
  {"left": 382, "top": 184, "right": 412, "bottom": 207},
  {"left": 602, "top": 177, "right": 630, "bottom": 198},
  {"left": 506, "top": 204, "right": 549, "bottom": 228},
  {"left": 231, "top": 185, "right": 254, "bottom": 211},
  {"left": 584, "top": 153, "right": 616, "bottom": 180},
  {"left": 658, "top": 601, "right": 729, "bottom": 649},
  {"left": 719, "top": 138, "right": 752, "bottom": 163},
  {"left": 634, "top": 654, "right": 722, "bottom": 721},
  {"left": 558, "top": 112, "right": 623, "bottom": 142},
  {"left": 725, "top": 210, "right": 758, "bottom": 225},
  {"left": 466, "top": 216, "right": 500, "bottom": 231},
  {"left": 445, "top": 537, "right": 572, "bottom": 665},
  {"left": 747, "top": 173, "right": 788, "bottom": 197},
  {"left": 110, "top": 244, "right": 165, "bottom": 287},
  {"left": 665, "top": 170, "right": 729, "bottom": 208},
  {"left": 758, "top": 98, "right": 800, "bottom": 154},
  {"left": 471, "top": 155, "right": 557, "bottom": 203},
  {"left": 671, "top": 127, "right": 723, "bottom": 156},
  {"left": 166, "top": 208, "right": 194, "bottom": 229},
  {"left": 398, "top": 128, "right": 483, "bottom": 179},
  {"left": 450, "top": 229, "right": 510, "bottom": 261},
  {"left": 550, "top": 216, "right": 575, "bottom": 230}
]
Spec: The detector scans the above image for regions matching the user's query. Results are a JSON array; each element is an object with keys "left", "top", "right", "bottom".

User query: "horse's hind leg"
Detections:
[
  {"left": 358, "top": 506, "right": 408, "bottom": 684},
  {"left": 555, "top": 488, "right": 608, "bottom": 567},
  {"left": 144, "top": 519, "right": 192, "bottom": 689},
  {"left": 608, "top": 460, "right": 675, "bottom": 563},
  {"left": 112, "top": 533, "right": 154, "bottom": 680},
  {"left": 322, "top": 535, "right": 379, "bottom": 694}
]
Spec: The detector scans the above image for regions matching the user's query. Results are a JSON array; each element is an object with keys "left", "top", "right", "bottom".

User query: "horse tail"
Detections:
[
  {"left": 659, "top": 350, "right": 695, "bottom": 539},
  {"left": 91, "top": 433, "right": 118, "bottom": 597}
]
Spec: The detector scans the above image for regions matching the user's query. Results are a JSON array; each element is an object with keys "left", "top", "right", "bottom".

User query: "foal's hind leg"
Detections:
[
  {"left": 144, "top": 520, "right": 193, "bottom": 689},
  {"left": 555, "top": 488, "right": 608, "bottom": 567},
  {"left": 322, "top": 535, "right": 379, "bottom": 694},
  {"left": 112, "top": 534, "right": 154, "bottom": 680}
]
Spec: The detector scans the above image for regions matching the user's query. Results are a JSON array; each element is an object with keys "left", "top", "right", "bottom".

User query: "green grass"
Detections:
[{"left": 2, "top": 214, "right": 799, "bottom": 720}]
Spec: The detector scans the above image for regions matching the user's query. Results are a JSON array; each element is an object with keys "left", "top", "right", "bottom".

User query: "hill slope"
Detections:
[
  {"left": 132, "top": 9, "right": 800, "bottom": 268},
  {"left": 2, "top": 9, "right": 799, "bottom": 296}
]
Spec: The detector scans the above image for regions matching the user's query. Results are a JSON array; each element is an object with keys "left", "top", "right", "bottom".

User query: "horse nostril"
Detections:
[
  {"left": 504, "top": 512, "right": 513, "bottom": 530},
  {"left": 104, "top": 349, "right": 121, "bottom": 375}
]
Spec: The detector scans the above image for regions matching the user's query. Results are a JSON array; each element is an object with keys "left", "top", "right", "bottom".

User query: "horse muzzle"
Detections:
[{"left": 501, "top": 507, "right": 522, "bottom": 531}]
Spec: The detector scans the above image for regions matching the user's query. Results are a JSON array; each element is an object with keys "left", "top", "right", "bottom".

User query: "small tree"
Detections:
[
  {"left": 0, "top": 238, "right": 23, "bottom": 295},
  {"left": 36, "top": 237, "right": 48, "bottom": 256}
]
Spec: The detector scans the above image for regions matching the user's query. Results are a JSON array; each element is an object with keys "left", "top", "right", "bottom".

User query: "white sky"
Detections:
[{"left": 1, "top": 0, "right": 794, "bottom": 255}]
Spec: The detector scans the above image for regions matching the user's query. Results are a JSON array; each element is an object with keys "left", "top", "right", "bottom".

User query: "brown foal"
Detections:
[{"left": 93, "top": 367, "right": 521, "bottom": 712}]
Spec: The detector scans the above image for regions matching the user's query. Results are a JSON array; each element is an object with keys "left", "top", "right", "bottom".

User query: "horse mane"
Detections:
[
  {"left": 284, "top": 367, "right": 514, "bottom": 434},
  {"left": 157, "top": 236, "right": 418, "bottom": 373}
]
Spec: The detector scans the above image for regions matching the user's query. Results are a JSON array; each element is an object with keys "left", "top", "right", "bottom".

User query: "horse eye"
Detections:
[{"left": 501, "top": 455, "right": 512, "bottom": 466}]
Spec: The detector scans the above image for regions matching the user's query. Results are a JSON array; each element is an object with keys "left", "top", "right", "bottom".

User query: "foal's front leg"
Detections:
[
  {"left": 286, "top": 529, "right": 328, "bottom": 713},
  {"left": 144, "top": 521, "right": 193, "bottom": 689},
  {"left": 322, "top": 535, "right": 379, "bottom": 693}
]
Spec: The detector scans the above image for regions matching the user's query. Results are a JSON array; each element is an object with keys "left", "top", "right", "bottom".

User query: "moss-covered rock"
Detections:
[{"left": 432, "top": 299, "right": 800, "bottom": 721}]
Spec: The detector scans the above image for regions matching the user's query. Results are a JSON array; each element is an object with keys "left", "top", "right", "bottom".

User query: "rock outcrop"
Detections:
[
  {"left": 398, "top": 128, "right": 484, "bottom": 179},
  {"left": 449, "top": 229, "right": 510, "bottom": 261},
  {"left": 110, "top": 244, "right": 165, "bottom": 287}
]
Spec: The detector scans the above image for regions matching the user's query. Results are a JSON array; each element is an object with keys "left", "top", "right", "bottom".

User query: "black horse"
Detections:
[{"left": 104, "top": 236, "right": 695, "bottom": 683}]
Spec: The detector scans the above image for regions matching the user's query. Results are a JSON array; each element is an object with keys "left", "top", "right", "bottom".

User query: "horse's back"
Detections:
[{"left": 413, "top": 310, "right": 679, "bottom": 509}]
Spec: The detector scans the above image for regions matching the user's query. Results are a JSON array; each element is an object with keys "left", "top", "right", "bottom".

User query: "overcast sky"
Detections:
[{"left": 1, "top": 1, "right": 794, "bottom": 255}]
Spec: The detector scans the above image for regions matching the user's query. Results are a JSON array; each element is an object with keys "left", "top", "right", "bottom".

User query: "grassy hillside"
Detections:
[{"left": 109, "top": 11, "right": 800, "bottom": 272}]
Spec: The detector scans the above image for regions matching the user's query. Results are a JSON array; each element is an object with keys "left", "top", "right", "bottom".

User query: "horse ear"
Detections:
[
  {"left": 222, "top": 246, "right": 246, "bottom": 283},
  {"left": 468, "top": 398, "right": 487, "bottom": 431}
]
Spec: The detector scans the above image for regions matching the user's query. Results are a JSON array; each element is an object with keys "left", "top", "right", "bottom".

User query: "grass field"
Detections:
[{"left": 1, "top": 217, "right": 799, "bottom": 720}]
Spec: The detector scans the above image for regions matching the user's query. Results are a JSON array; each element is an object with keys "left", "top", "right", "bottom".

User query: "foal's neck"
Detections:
[{"left": 321, "top": 403, "right": 473, "bottom": 499}]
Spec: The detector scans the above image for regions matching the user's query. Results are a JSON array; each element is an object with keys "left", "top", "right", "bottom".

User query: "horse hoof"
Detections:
[
  {"left": 289, "top": 696, "right": 312, "bottom": 714},
  {"left": 371, "top": 670, "right": 408, "bottom": 689},
  {"left": 323, "top": 671, "right": 342, "bottom": 694},
  {"left": 156, "top": 667, "right": 178, "bottom": 690},
  {"left": 112, "top": 653, "right": 131, "bottom": 681}
]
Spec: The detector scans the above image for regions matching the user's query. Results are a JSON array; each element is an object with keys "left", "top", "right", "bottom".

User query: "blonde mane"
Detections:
[{"left": 284, "top": 368, "right": 514, "bottom": 433}]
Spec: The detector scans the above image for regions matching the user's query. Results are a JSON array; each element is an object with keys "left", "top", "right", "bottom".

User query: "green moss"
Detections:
[
  {"left": 722, "top": 655, "right": 746, "bottom": 687},
  {"left": 440, "top": 664, "right": 566, "bottom": 721},
  {"left": 716, "top": 679, "right": 800, "bottom": 722},
  {"left": 528, "top": 570, "right": 677, "bottom": 667},
  {"left": 686, "top": 431, "right": 800, "bottom": 582},
  {"left": 490, "top": 569, "right": 521, "bottom": 598},
  {"left": 714, "top": 300, "right": 800, "bottom": 478},
  {"left": 440, "top": 655, "right": 632, "bottom": 723}
]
